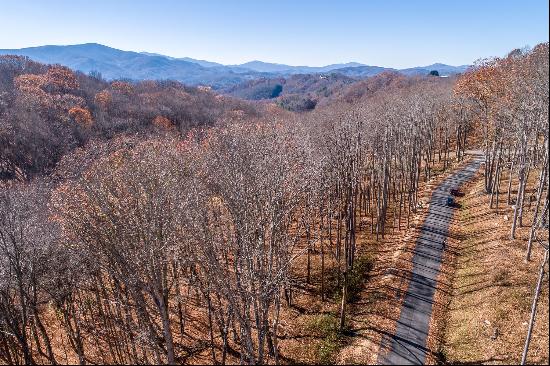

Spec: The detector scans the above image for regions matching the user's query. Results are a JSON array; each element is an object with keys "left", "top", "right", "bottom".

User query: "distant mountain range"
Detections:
[
  {"left": 228, "top": 61, "right": 368, "bottom": 74},
  {"left": 0, "top": 43, "right": 469, "bottom": 88}
]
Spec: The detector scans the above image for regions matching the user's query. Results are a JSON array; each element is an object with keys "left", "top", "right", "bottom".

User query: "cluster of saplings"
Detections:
[{"left": 0, "top": 43, "right": 547, "bottom": 365}]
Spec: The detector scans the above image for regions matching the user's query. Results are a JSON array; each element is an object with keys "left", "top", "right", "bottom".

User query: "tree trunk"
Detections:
[{"left": 521, "top": 250, "right": 549, "bottom": 365}]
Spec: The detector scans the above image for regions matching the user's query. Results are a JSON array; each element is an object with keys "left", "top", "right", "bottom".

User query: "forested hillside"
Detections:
[
  {"left": 0, "top": 55, "right": 259, "bottom": 180},
  {"left": 0, "top": 43, "right": 548, "bottom": 365}
]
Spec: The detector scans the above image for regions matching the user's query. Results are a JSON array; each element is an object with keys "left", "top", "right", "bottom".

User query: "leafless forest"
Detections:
[{"left": 0, "top": 43, "right": 548, "bottom": 364}]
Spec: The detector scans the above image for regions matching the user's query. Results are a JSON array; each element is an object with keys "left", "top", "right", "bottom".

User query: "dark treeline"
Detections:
[{"left": 0, "top": 43, "right": 547, "bottom": 365}]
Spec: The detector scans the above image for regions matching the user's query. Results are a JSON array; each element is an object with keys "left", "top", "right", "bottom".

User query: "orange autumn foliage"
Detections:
[
  {"left": 94, "top": 90, "right": 112, "bottom": 110},
  {"left": 45, "top": 66, "right": 79, "bottom": 93},
  {"left": 111, "top": 81, "right": 134, "bottom": 95},
  {"left": 152, "top": 115, "right": 174, "bottom": 130},
  {"left": 69, "top": 107, "right": 93, "bottom": 127},
  {"left": 14, "top": 73, "right": 46, "bottom": 92},
  {"left": 454, "top": 61, "right": 500, "bottom": 109},
  {"left": 14, "top": 70, "right": 84, "bottom": 118},
  {"left": 14, "top": 74, "right": 56, "bottom": 112}
]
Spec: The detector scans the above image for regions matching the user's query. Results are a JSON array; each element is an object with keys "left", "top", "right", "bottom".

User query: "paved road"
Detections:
[{"left": 378, "top": 156, "right": 482, "bottom": 365}]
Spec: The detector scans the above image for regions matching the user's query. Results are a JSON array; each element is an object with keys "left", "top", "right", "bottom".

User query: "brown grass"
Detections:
[
  {"left": 322, "top": 157, "right": 473, "bottom": 365},
  {"left": 429, "top": 166, "right": 549, "bottom": 365}
]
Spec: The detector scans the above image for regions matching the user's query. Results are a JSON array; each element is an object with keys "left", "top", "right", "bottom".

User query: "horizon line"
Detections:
[{"left": 0, "top": 41, "right": 482, "bottom": 70}]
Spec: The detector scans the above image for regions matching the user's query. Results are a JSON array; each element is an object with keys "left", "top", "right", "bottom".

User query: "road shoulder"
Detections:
[
  {"left": 336, "top": 156, "right": 475, "bottom": 365},
  {"left": 430, "top": 164, "right": 549, "bottom": 365}
]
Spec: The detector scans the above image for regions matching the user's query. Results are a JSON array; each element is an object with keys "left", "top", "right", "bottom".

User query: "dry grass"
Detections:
[
  {"left": 326, "top": 157, "right": 472, "bottom": 365},
  {"left": 430, "top": 167, "right": 549, "bottom": 365}
]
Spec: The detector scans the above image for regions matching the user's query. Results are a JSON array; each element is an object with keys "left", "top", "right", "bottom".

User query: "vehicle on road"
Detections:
[
  {"left": 450, "top": 188, "right": 464, "bottom": 197},
  {"left": 447, "top": 196, "right": 455, "bottom": 207}
]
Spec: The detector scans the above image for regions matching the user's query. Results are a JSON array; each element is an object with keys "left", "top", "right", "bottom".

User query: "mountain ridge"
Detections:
[{"left": 0, "top": 43, "right": 469, "bottom": 87}]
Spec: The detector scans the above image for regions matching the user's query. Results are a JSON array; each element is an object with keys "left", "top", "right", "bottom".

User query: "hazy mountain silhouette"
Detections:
[
  {"left": 230, "top": 60, "right": 367, "bottom": 74},
  {"left": 0, "top": 43, "right": 469, "bottom": 87}
]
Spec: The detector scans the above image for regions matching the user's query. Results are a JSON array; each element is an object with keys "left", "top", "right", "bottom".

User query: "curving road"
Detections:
[{"left": 378, "top": 155, "right": 482, "bottom": 365}]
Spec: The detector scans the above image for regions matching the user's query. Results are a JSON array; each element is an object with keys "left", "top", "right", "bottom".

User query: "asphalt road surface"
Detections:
[{"left": 378, "top": 155, "right": 482, "bottom": 365}]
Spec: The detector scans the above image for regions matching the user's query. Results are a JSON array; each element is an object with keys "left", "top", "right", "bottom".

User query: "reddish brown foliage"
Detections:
[
  {"left": 93, "top": 90, "right": 112, "bottom": 110},
  {"left": 152, "top": 115, "right": 174, "bottom": 130},
  {"left": 45, "top": 66, "right": 79, "bottom": 93},
  {"left": 68, "top": 107, "right": 93, "bottom": 127},
  {"left": 110, "top": 81, "right": 134, "bottom": 95}
]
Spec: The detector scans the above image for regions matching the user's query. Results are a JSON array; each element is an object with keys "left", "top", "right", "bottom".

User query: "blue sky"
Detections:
[{"left": 0, "top": 0, "right": 548, "bottom": 68}]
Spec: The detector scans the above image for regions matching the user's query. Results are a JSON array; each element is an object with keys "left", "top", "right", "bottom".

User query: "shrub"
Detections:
[
  {"left": 325, "top": 254, "right": 375, "bottom": 301},
  {"left": 307, "top": 314, "right": 347, "bottom": 364}
]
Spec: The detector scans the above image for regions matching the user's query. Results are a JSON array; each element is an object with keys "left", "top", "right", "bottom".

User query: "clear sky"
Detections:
[{"left": 0, "top": 0, "right": 548, "bottom": 68}]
